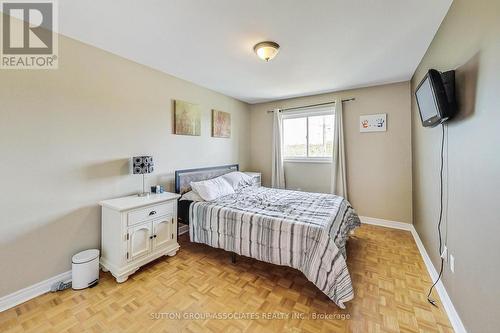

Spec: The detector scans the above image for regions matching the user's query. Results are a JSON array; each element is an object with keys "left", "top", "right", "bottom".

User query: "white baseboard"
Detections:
[
  {"left": 409, "top": 226, "right": 467, "bottom": 333},
  {"left": 359, "top": 216, "right": 413, "bottom": 231},
  {"left": 0, "top": 270, "right": 71, "bottom": 313},
  {"left": 360, "top": 216, "right": 467, "bottom": 333}
]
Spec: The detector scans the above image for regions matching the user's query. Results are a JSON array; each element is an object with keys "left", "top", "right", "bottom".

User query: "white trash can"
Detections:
[{"left": 72, "top": 249, "right": 100, "bottom": 290}]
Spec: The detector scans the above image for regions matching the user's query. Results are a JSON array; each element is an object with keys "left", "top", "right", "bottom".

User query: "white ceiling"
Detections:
[{"left": 57, "top": 0, "right": 452, "bottom": 104}]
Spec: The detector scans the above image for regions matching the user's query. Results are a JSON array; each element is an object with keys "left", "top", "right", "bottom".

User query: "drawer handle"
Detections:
[{"left": 149, "top": 210, "right": 157, "bottom": 216}]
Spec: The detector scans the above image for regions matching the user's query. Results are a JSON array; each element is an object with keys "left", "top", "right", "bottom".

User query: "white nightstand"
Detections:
[
  {"left": 99, "top": 192, "right": 180, "bottom": 283},
  {"left": 244, "top": 172, "right": 262, "bottom": 187}
]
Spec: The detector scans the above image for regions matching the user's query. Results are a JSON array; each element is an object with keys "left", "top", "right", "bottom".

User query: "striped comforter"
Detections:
[{"left": 189, "top": 186, "right": 361, "bottom": 308}]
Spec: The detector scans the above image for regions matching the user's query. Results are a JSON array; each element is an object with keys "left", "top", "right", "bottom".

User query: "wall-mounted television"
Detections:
[{"left": 415, "top": 69, "right": 457, "bottom": 127}]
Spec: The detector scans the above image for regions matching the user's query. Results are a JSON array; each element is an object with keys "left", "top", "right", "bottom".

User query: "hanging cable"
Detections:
[{"left": 427, "top": 123, "right": 446, "bottom": 307}]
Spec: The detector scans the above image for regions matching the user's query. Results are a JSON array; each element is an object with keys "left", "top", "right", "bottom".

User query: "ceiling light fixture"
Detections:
[{"left": 253, "top": 41, "right": 280, "bottom": 62}]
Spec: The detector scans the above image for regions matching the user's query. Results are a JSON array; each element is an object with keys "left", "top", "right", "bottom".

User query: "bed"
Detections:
[{"left": 175, "top": 164, "right": 361, "bottom": 308}]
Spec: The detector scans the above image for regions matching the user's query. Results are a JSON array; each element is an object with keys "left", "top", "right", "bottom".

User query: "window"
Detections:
[{"left": 283, "top": 110, "right": 334, "bottom": 162}]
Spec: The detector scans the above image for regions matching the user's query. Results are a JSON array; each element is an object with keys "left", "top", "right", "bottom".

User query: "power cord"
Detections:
[
  {"left": 51, "top": 281, "right": 72, "bottom": 292},
  {"left": 427, "top": 123, "right": 446, "bottom": 307}
]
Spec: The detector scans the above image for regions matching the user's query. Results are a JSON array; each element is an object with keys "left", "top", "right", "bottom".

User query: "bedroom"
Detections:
[{"left": 0, "top": 0, "right": 498, "bottom": 332}]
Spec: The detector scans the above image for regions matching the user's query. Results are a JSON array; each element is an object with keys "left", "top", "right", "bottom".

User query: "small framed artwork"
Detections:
[
  {"left": 174, "top": 100, "right": 201, "bottom": 136},
  {"left": 212, "top": 109, "right": 231, "bottom": 138},
  {"left": 360, "top": 114, "right": 387, "bottom": 132}
]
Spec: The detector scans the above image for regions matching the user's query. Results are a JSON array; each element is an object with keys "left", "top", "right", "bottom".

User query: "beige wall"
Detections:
[
  {"left": 250, "top": 82, "right": 412, "bottom": 223},
  {"left": 0, "top": 34, "right": 251, "bottom": 297},
  {"left": 411, "top": 0, "right": 500, "bottom": 332},
  {"left": 283, "top": 162, "right": 332, "bottom": 193}
]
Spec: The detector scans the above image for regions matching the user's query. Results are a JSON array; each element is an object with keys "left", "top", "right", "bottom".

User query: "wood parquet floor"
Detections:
[{"left": 0, "top": 224, "right": 453, "bottom": 333}]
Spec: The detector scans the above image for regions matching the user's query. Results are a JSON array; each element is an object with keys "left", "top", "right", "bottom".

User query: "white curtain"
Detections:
[
  {"left": 331, "top": 98, "right": 348, "bottom": 198},
  {"left": 271, "top": 109, "right": 286, "bottom": 188}
]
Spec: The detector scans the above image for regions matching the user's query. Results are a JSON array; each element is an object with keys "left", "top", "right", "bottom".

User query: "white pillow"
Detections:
[
  {"left": 221, "top": 171, "right": 253, "bottom": 190},
  {"left": 190, "top": 177, "right": 235, "bottom": 201},
  {"left": 180, "top": 190, "right": 204, "bottom": 202}
]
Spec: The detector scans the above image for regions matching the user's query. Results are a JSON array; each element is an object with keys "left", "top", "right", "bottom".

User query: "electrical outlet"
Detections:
[
  {"left": 440, "top": 246, "right": 448, "bottom": 262},
  {"left": 450, "top": 254, "right": 455, "bottom": 273}
]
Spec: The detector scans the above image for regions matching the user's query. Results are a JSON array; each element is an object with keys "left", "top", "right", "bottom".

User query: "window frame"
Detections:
[{"left": 282, "top": 107, "right": 334, "bottom": 163}]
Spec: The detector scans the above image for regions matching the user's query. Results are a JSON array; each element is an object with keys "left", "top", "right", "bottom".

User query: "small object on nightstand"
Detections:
[
  {"left": 151, "top": 185, "right": 165, "bottom": 194},
  {"left": 99, "top": 192, "right": 180, "bottom": 283},
  {"left": 244, "top": 172, "right": 262, "bottom": 187}
]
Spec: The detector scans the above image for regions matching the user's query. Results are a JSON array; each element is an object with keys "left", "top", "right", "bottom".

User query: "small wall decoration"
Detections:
[
  {"left": 212, "top": 109, "right": 231, "bottom": 138},
  {"left": 360, "top": 114, "right": 387, "bottom": 132},
  {"left": 174, "top": 100, "right": 201, "bottom": 136}
]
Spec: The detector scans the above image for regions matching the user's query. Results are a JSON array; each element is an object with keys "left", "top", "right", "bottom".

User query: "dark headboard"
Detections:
[{"left": 174, "top": 164, "right": 239, "bottom": 194}]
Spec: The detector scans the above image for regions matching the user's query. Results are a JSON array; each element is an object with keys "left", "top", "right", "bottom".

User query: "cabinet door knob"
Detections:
[
  {"left": 149, "top": 236, "right": 153, "bottom": 239},
  {"left": 153, "top": 235, "right": 157, "bottom": 238},
  {"left": 149, "top": 210, "right": 157, "bottom": 216}
]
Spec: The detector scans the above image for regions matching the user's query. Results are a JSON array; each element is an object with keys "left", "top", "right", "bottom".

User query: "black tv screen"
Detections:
[{"left": 415, "top": 69, "right": 456, "bottom": 127}]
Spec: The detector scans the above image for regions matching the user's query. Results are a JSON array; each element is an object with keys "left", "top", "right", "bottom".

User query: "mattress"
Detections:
[{"left": 189, "top": 186, "right": 361, "bottom": 308}]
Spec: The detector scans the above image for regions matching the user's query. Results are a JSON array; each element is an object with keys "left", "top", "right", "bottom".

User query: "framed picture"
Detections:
[
  {"left": 174, "top": 100, "right": 201, "bottom": 136},
  {"left": 360, "top": 114, "right": 387, "bottom": 132},
  {"left": 212, "top": 109, "right": 231, "bottom": 138}
]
